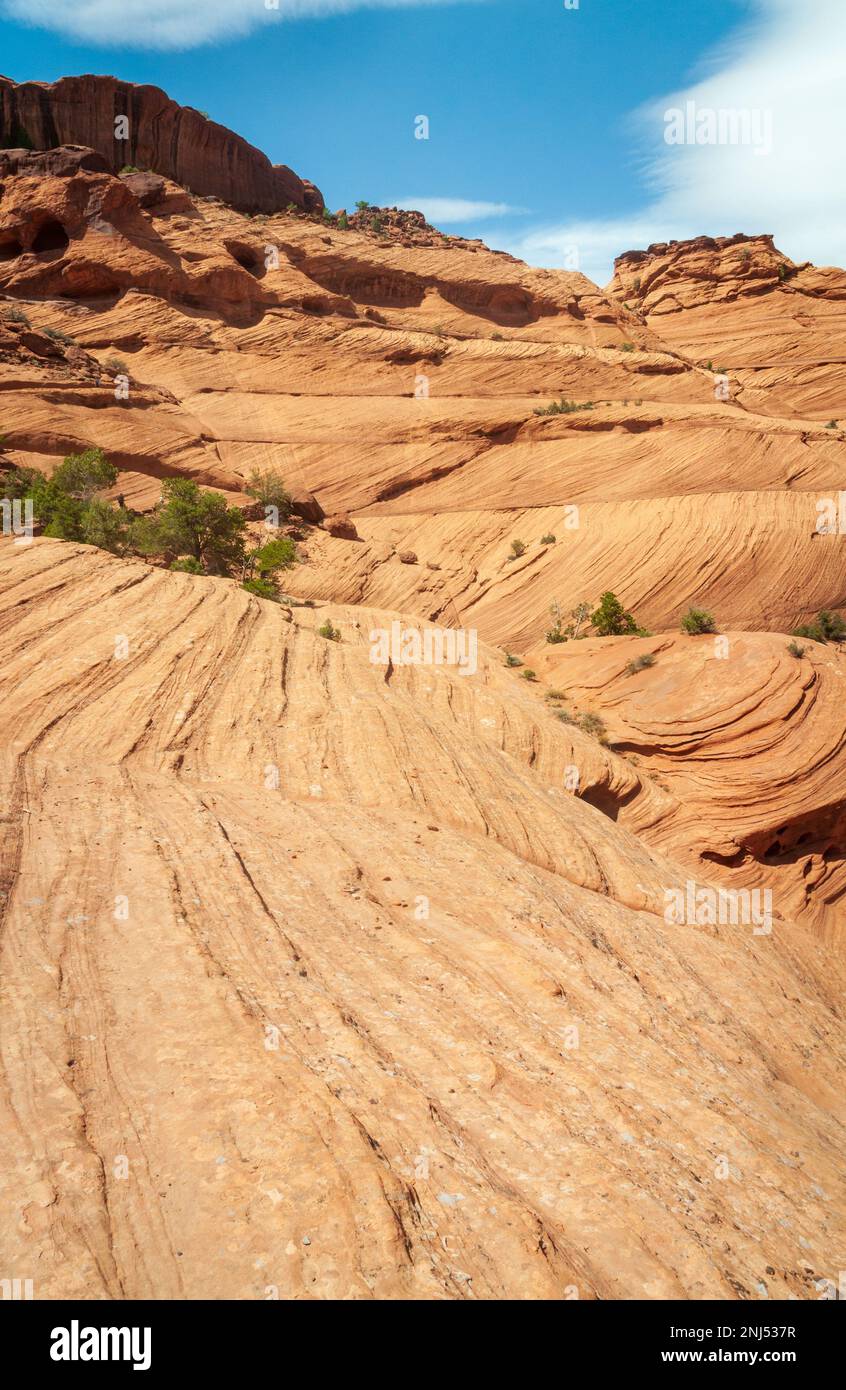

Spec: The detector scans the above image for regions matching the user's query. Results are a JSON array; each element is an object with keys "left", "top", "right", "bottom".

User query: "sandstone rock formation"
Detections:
[
  {"left": 0, "top": 74, "right": 323, "bottom": 213},
  {"left": 0, "top": 541, "right": 843, "bottom": 1300},
  {"left": 532, "top": 632, "right": 846, "bottom": 944},
  {"left": 1, "top": 127, "right": 845, "bottom": 1301},
  {"left": 608, "top": 233, "right": 846, "bottom": 419}
]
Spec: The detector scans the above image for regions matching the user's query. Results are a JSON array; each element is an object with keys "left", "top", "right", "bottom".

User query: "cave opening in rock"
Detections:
[
  {"left": 223, "top": 240, "right": 263, "bottom": 276},
  {"left": 0, "top": 236, "right": 23, "bottom": 261},
  {"left": 32, "top": 220, "right": 69, "bottom": 254}
]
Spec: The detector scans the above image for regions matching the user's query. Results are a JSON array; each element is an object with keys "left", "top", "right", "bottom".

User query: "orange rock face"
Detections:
[
  {"left": 0, "top": 127, "right": 845, "bottom": 1301},
  {"left": 533, "top": 632, "right": 846, "bottom": 944},
  {"left": 608, "top": 233, "right": 846, "bottom": 419}
]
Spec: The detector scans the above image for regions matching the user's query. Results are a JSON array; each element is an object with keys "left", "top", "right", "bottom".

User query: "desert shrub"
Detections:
[
  {"left": 555, "top": 709, "right": 576, "bottom": 724},
  {"left": 39, "top": 488, "right": 86, "bottom": 541},
  {"left": 0, "top": 464, "right": 41, "bottom": 500},
  {"left": 129, "top": 513, "right": 165, "bottom": 556},
  {"left": 245, "top": 468, "right": 292, "bottom": 521},
  {"left": 151, "top": 477, "right": 247, "bottom": 574},
  {"left": 509, "top": 538, "right": 527, "bottom": 559},
  {"left": 621, "top": 342, "right": 634, "bottom": 352},
  {"left": 242, "top": 577, "right": 279, "bottom": 601},
  {"left": 7, "top": 448, "right": 118, "bottom": 542},
  {"left": 534, "top": 398, "right": 593, "bottom": 417},
  {"left": 337, "top": 213, "right": 349, "bottom": 230},
  {"left": 681, "top": 607, "right": 717, "bottom": 635},
  {"left": 51, "top": 448, "right": 117, "bottom": 501},
  {"left": 545, "top": 689, "right": 567, "bottom": 701},
  {"left": 239, "top": 536, "right": 298, "bottom": 599},
  {"left": 522, "top": 669, "right": 538, "bottom": 682},
  {"left": 79, "top": 498, "right": 130, "bottom": 554},
  {"left": 786, "top": 640, "right": 806, "bottom": 659},
  {"left": 591, "top": 591, "right": 639, "bottom": 636},
  {"left": 104, "top": 356, "right": 127, "bottom": 375},
  {"left": 318, "top": 620, "right": 342, "bottom": 641},
  {"left": 44, "top": 326, "right": 75, "bottom": 345},
  {"left": 252, "top": 537, "right": 297, "bottom": 574},
  {"left": 579, "top": 711, "right": 607, "bottom": 740},
  {"left": 569, "top": 601, "right": 590, "bottom": 639},
  {"left": 5, "top": 308, "right": 30, "bottom": 325},
  {"left": 170, "top": 556, "right": 205, "bottom": 574},
  {"left": 541, "top": 533, "right": 556, "bottom": 545},
  {"left": 826, "top": 420, "right": 838, "bottom": 430},
  {"left": 545, "top": 599, "right": 568, "bottom": 644},
  {"left": 818, "top": 611, "right": 846, "bottom": 641},
  {"left": 505, "top": 653, "right": 523, "bottom": 667},
  {"left": 625, "top": 652, "right": 656, "bottom": 675},
  {"left": 792, "top": 610, "right": 846, "bottom": 644}
]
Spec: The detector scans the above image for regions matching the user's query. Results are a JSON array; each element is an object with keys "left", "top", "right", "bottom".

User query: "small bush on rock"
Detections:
[{"left": 681, "top": 607, "right": 717, "bottom": 635}]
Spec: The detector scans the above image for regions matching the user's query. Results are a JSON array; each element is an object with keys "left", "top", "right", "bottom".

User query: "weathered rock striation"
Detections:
[{"left": 1, "top": 109, "right": 845, "bottom": 1300}]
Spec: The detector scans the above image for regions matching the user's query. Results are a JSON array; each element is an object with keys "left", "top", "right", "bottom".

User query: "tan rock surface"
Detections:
[
  {"left": 608, "top": 234, "right": 846, "bottom": 419},
  {"left": 532, "top": 632, "right": 846, "bottom": 944},
  {"left": 3, "top": 160, "right": 844, "bottom": 642},
  {"left": 1, "top": 129, "right": 845, "bottom": 1301},
  {"left": 0, "top": 541, "right": 843, "bottom": 1300}
]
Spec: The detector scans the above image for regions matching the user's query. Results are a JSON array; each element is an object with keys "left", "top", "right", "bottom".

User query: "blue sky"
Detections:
[{"left": 1, "top": 0, "right": 842, "bottom": 283}]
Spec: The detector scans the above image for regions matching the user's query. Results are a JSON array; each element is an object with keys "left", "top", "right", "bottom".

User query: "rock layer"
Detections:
[
  {"left": 0, "top": 541, "right": 843, "bottom": 1300},
  {"left": 0, "top": 74, "right": 322, "bottom": 212},
  {"left": 533, "top": 632, "right": 846, "bottom": 943},
  {"left": 0, "top": 138, "right": 845, "bottom": 1300}
]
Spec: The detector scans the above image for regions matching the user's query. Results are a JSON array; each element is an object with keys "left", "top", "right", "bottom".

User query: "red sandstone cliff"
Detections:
[{"left": 0, "top": 73, "right": 323, "bottom": 213}]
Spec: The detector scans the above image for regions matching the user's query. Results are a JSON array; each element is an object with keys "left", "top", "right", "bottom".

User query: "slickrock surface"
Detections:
[
  {"left": 0, "top": 541, "right": 844, "bottom": 1300},
  {"left": 608, "top": 234, "right": 846, "bottom": 419},
  {"left": 2, "top": 155, "right": 844, "bottom": 641},
  {"left": 0, "top": 75, "right": 322, "bottom": 213},
  {"left": 1, "top": 122, "right": 845, "bottom": 1300},
  {"left": 533, "top": 633, "right": 846, "bottom": 944}
]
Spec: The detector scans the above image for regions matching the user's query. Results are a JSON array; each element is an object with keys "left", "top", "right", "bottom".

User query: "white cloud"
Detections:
[
  {"left": 1, "top": 0, "right": 485, "bottom": 50},
  {"left": 392, "top": 197, "right": 528, "bottom": 224},
  {"left": 501, "top": 0, "right": 846, "bottom": 285}
]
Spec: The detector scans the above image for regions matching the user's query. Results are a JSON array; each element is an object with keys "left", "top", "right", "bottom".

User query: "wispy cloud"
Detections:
[
  {"left": 502, "top": 0, "right": 846, "bottom": 285},
  {"left": 1, "top": 0, "right": 486, "bottom": 50},
  {"left": 392, "top": 197, "right": 529, "bottom": 224}
]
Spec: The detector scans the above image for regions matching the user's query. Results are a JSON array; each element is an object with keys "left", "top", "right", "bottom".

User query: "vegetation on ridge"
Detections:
[{"left": 1, "top": 452, "right": 299, "bottom": 601}]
